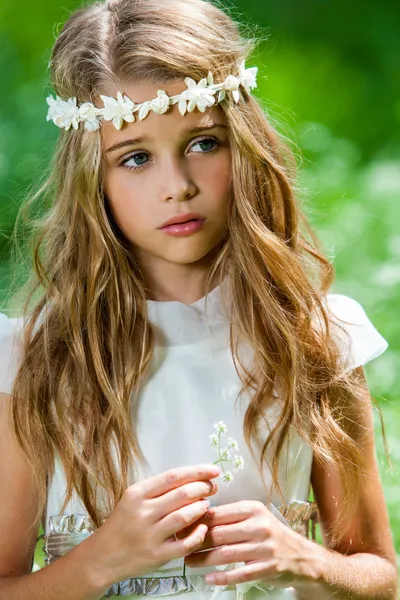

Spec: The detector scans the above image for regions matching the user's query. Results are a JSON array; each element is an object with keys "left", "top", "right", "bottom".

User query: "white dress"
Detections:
[{"left": 0, "top": 279, "right": 389, "bottom": 599}]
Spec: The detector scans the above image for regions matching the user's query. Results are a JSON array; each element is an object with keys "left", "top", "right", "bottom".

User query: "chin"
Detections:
[{"left": 161, "top": 248, "right": 214, "bottom": 265}]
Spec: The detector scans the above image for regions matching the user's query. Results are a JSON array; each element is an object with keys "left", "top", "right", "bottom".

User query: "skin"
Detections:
[{"left": 101, "top": 79, "right": 232, "bottom": 304}]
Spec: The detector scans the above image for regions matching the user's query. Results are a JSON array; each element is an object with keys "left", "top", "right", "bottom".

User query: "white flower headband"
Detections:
[{"left": 46, "top": 60, "right": 258, "bottom": 132}]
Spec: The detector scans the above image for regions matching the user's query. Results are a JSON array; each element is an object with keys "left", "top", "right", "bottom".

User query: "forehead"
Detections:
[{"left": 100, "top": 78, "right": 227, "bottom": 149}]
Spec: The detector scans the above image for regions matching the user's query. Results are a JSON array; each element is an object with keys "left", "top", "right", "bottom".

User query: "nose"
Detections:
[{"left": 160, "top": 156, "right": 197, "bottom": 203}]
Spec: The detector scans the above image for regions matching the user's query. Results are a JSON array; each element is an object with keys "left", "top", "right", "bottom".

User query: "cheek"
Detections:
[
  {"left": 200, "top": 152, "right": 232, "bottom": 207},
  {"left": 106, "top": 171, "right": 153, "bottom": 232}
]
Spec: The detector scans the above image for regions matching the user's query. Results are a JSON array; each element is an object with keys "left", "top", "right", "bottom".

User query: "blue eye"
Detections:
[
  {"left": 120, "top": 137, "right": 221, "bottom": 172},
  {"left": 123, "top": 151, "right": 149, "bottom": 170}
]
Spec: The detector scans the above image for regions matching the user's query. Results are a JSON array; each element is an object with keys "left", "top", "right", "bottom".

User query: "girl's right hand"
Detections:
[{"left": 88, "top": 464, "right": 220, "bottom": 586}]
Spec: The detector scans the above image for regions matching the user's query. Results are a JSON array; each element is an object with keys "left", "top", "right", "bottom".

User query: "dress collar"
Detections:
[{"left": 146, "top": 277, "right": 230, "bottom": 346}]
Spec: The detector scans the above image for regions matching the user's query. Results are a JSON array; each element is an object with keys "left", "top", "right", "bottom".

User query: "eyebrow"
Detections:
[{"left": 105, "top": 123, "right": 228, "bottom": 154}]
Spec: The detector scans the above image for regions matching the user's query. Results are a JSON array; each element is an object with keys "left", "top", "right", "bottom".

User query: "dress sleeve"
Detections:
[
  {"left": 0, "top": 313, "right": 23, "bottom": 395},
  {"left": 323, "top": 294, "right": 389, "bottom": 373}
]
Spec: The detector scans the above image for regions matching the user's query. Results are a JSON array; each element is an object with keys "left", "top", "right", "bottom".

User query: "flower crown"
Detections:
[{"left": 46, "top": 60, "right": 258, "bottom": 132}]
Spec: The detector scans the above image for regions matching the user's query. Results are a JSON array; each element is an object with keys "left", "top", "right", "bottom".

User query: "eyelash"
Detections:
[{"left": 119, "top": 137, "right": 221, "bottom": 172}]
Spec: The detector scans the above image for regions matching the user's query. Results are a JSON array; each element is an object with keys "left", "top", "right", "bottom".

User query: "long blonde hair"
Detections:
[{"left": 7, "top": 0, "right": 380, "bottom": 547}]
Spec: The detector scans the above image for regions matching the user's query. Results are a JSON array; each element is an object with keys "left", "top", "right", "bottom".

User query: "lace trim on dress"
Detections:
[{"left": 38, "top": 501, "right": 319, "bottom": 598}]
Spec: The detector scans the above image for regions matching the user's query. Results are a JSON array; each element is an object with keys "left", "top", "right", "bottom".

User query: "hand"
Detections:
[
  {"left": 182, "top": 500, "right": 324, "bottom": 588},
  {"left": 88, "top": 464, "right": 220, "bottom": 586}
]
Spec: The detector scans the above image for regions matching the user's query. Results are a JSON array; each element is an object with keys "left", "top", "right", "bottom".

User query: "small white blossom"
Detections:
[
  {"left": 220, "top": 447, "right": 231, "bottom": 460},
  {"left": 137, "top": 101, "right": 152, "bottom": 121},
  {"left": 238, "top": 59, "right": 258, "bottom": 94},
  {"left": 217, "top": 89, "right": 226, "bottom": 103},
  {"left": 222, "top": 471, "right": 233, "bottom": 485},
  {"left": 179, "top": 76, "right": 216, "bottom": 115},
  {"left": 234, "top": 455, "right": 244, "bottom": 470},
  {"left": 213, "top": 421, "right": 228, "bottom": 433},
  {"left": 209, "top": 433, "right": 219, "bottom": 447},
  {"left": 227, "top": 437, "right": 239, "bottom": 451},
  {"left": 100, "top": 91, "right": 136, "bottom": 130},
  {"left": 223, "top": 75, "right": 241, "bottom": 104},
  {"left": 149, "top": 90, "right": 171, "bottom": 115},
  {"left": 46, "top": 95, "right": 80, "bottom": 131},
  {"left": 209, "top": 423, "right": 244, "bottom": 487},
  {"left": 223, "top": 75, "right": 240, "bottom": 91},
  {"left": 79, "top": 102, "right": 101, "bottom": 132}
]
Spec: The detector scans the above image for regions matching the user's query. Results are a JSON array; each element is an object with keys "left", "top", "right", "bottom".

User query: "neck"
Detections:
[{"left": 139, "top": 246, "right": 223, "bottom": 304}]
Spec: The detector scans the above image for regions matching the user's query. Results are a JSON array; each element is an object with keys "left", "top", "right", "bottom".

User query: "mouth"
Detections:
[
  {"left": 159, "top": 218, "right": 207, "bottom": 236},
  {"left": 159, "top": 214, "right": 206, "bottom": 229}
]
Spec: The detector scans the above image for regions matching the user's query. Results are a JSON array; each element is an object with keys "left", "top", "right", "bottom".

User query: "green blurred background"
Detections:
[{"left": 0, "top": 0, "right": 399, "bottom": 576}]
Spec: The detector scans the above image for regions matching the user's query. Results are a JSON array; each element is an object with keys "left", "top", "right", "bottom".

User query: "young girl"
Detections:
[{"left": 0, "top": 0, "right": 397, "bottom": 598}]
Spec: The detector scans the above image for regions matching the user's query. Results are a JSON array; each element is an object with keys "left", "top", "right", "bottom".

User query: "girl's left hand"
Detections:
[{"left": 181, "top": 500, "right": 324, "bottom": 588}]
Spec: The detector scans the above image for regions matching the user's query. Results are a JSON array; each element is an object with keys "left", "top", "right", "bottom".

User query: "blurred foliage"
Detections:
[{"left": 0, "top": 0, "right": 399, "bottom": 576}]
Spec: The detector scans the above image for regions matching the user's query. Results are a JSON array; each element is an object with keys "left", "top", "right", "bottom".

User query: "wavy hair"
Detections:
[{"left": 6, "top": 0, "right": 385, "bottom": 547}]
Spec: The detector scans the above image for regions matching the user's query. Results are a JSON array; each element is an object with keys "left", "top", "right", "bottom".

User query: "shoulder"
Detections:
[
  {"left": 0, "top": 313, "right": 24, "bottom": 395},
  {"left": 318, "top": 293, "right": 389, "bottom": 373}
]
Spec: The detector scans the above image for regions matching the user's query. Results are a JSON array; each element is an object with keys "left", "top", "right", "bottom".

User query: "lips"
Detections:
[{"left": 159, "top": 213, "right": 206, "bottom": 229}]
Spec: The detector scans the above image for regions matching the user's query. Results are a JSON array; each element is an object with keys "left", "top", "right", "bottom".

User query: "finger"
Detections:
[
  {"left": 203, "top": 562, "right": 278, "bottom": 586},
  {"left": 164, "top": 523, "right": 209, "bottom": 562},
  {"left": 175, "top": 509, "right": 214, "bottom": 540},
  {"left": 137, "top": 465, "right": 221, "bottom": 499},
  {"left": 184, "top": 542, "right": 263, "bottom": 568},
  {"left": 177, "top": 507, "right": 237, "bottom": 538},
  {"left": 152, "top": 479, "right": 218, "bottom": 520},
  {"left": 158, "top": 499, "right": 211, "bottom": 539},
  {"left": 201, "top": 501, "right": 254, "bottom": 527},
  {"left": 189, "top": 521, "right": 253, "bottom": 552},
  {"left": 175, "top": 522, "right": 198, "bottom": 540}
]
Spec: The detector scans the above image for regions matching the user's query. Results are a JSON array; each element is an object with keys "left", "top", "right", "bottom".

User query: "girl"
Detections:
[{"left": 0, "top": 0, "right": 397, "bottom": 598}]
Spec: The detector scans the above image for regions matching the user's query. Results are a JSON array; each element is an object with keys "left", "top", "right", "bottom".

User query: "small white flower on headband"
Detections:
[
  {"left": 100, "top": 91, "right": 136, "bottom": 130},
  {"left": 46, "top": 61, "right": 258, "bottom": 132},
  {"left": 178, "top": 73, "right": 217, "bottom": 115},
  {"left": 79, "top": 103, "right": 102, "bottom": 132},
  {"left": 46, "top": 96, "right": 81, "bottom": 131},
  {"left": 238, "top": 59, "right": 258, "bottom": 94}
]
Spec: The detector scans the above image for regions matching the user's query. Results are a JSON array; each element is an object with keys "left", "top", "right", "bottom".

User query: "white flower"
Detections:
[
  {"left": 137, "top": 101, "right": 152, "bottom": 121},
  {"left": 224, "top": 75, "right": 240, "bottom": 91},
  {"left": 149, "top": 90, "right": 171, "bottom": 115},
  {"left": 46, "top": 95, "right": 80, "bottom": 131},
  {"left": 100, "top": 91, "right": 136, "bottom": 130},
  {"left": 179, "top": 76, "right": 216, "bottom": 116},
  {"left": 223, "top": 75, "right": 241, "bottom": 104},
  {"left": 79, "top": 102, "right": 101, "bottom": 132},
  {"left": 234, "top": 455, "right": 244, "bottom": 470},
  {"left": 227, "top": 437, "right": 239, "bottom": 451},
  {"left": 209, "top": 433, "right": 219, "bottom": 447},
  {"left": 213, "top": 421, "right": 228, "bottom": 433},
  {"left": 220, "top": 447, "right": 231, "bottom": 460},
  {"left": 238, "top": 60, "right": 258, "bottom": 94},
  {"left": 217, "top": 89, "right": 226, "bottom": 103},
  {"left": 209, "top": 422, "right": 245, "bottom": 487},
  {"left": 222, "top": 471, "right": 233, "bottom": 485}
]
